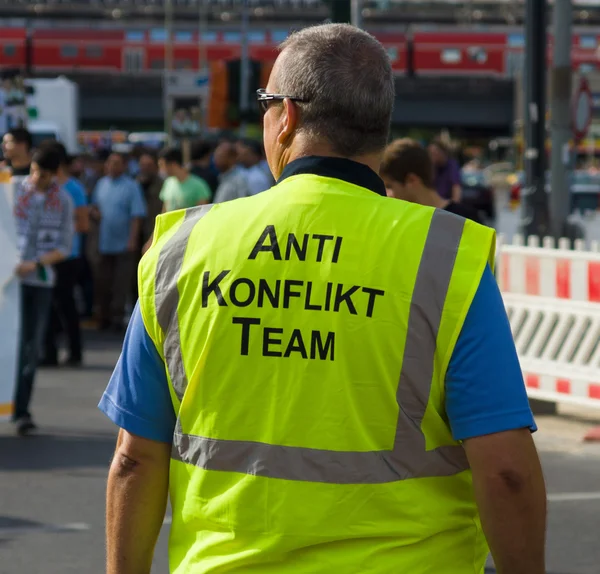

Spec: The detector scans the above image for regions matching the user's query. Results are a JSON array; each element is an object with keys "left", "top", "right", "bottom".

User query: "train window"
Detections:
[
  {"left": 467, "top": 47, "right": 487, "bottom": 64},
  {"left": 249, "top": 31, "right": 266, "bottom": 45},
  {"left": 175, "top": 31, "right": 193, "bottom": 44},
  {"left": 507, "top": 33, "right": 524, "bottom": 48},
  {"left": 580, "top": 36, "right": 597, "bottom": 49},
  {"left": 151, "top": 29, "right": 168, "bottom": 43},
  {"left": 201, "top": 31, "right": 217, "bottom": 43},
  {"left": 441, "top": 49, "right": 461, "bottom": 64},
  {"left": 3, "top": 44, "right": 16, "bottom": 57},
  {"left": 580, "top": 63, "right": 596, "bottom": 74},
  {"left": 272, "top": 30, "right": 289, "bottom": 43},
  {"left": 61, "top": 45, "right": 78, "bottom": 59},
  {"left": 224, "top": 32, "right": 241, "bottom": 43},
  {"left": 126, "top": 31, "right": 145, "bottom": 43},
  {"left": 85, "top": 46, "right": 103, "bottom": 59}
]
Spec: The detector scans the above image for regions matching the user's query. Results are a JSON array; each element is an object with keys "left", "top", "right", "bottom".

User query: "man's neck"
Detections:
[
  {"left": 418, "top": 186, "right": 450, "bottom": 210},
  {"left": 175, "top": 167, "right": 189, "bottom": 183},
  {"left": 277, "top": 139, "right": 381, "bottom": 180},
  {"left": 11, "top": 155, "right": 30, "bottom": 170},
  {"left": 56, "top": 172, "right": 69, "bottom": 186}
]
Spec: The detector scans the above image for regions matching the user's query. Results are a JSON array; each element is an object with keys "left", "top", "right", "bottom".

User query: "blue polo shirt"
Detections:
[
  {"left": 62, "top": 177, "right": 87, "bottom": 259},
  {"left": 92, "top": 175, "right": 147, "bottom": 255}
]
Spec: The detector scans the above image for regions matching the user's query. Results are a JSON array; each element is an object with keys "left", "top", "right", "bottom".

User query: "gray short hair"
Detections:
[{"left": 275, "top": 24, "right": 394, "bottom": 157}]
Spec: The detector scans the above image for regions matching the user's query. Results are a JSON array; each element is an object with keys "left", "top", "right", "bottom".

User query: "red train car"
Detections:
[
  {"left": 411, "top": 29, "right": 509, "bottom": 76},
  {"left": 23, "top": 27, "right": 407, "bottom": 75},
  {"left": 32, "top": 29, "right": 123, "bottom": 72},
  {"left": 0, "top": 28, "right": 27, "bottom": 70},
  {"left": 3, "top": 24, "right": 599, "bottom": 79},
  {"left": 573, "top": 31, "right": 600, "bottom": 71}
]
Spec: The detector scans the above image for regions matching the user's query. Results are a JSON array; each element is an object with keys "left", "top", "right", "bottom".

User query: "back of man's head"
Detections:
[
  {"left": 274, "top": 24, "right": 394, "bottom": 157},
  {"left": 7, "top": 127, "right": 33, "bottom": 152},
  {"left": 159, "top": 146, "right": 184, "bottom": 167},
  {"left": 31, "top": 146, "right": 62, "bottom": 174},
  {"left": 44, "top": 141, "right": 70, "bottom": 168},
  {"left": 190, "top": 140, "right": 214, "bottom": 163},
  {"left": 380, "top": 139, "right": 434, "bottom": 190}
]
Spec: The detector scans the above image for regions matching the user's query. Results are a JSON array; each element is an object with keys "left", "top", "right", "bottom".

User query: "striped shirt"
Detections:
[{"left": 14, "top": 177, "right": 74, "bottom": 287}]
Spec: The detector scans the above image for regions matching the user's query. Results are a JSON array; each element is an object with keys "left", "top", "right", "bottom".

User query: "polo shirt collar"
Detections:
[{"left": 277, "top": 156, "right": 387, "bottom": 197}]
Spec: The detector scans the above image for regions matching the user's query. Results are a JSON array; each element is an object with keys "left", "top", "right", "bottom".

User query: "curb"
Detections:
[{"left": 583, "top": 426, "right": 600, "bottom": 442}]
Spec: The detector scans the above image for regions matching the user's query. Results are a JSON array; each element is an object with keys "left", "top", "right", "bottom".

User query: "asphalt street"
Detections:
[{"left": 1, "top": 332, "right": 600, "bottom": 574}]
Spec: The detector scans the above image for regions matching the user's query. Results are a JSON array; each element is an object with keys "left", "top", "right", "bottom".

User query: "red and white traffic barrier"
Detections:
[
  {"left": 497, "top": 235, "right": 600, "bottom": 440},
  {"left": 498, "top": 235, "right": 600, "bottom": 301}
]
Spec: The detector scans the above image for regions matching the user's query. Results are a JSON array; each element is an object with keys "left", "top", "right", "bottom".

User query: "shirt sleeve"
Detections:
[
  {"left": 450, "top": 159, "right": 461, "bottom": 186},
  {"left": 130, "top": 181, "right": 148, "bottom": 218},
  {"left": 98, "top": 303, "right": 176, "bottom": 443},
  {"left": 57, "top": 193, "right": 74, "bottom": 257},
  {"left": 91, "top": 179, "right": 101, "bottom": 206},
  {"left": 194, "top": 178, "right": 212, "bottom": 203},
  {"left": 445, "top": 265, "right": 536, "bottom": 441},
  {"left": 70, "top": 181, "right": 87, "bottom": 208},
  {"left": 158, "top": 179, "right": 169, "bottom": 204}
]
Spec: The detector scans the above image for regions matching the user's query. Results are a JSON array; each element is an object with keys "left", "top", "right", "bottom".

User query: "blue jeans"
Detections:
[{"left": 13, "top": 284, "right": 53, "bottom": 420}]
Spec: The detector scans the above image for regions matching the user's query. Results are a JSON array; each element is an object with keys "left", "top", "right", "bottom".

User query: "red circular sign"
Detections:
[{"left": 573, "top": 76, "right": 593, "bottom": 142}]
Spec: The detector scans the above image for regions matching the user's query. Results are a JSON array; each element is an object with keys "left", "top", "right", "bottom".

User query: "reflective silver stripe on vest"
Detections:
[
  {"left": 155, "top": 204, "right": 214, "bottom": 401},
  {"left": 159, "top": 208, "right": 468, "bottom": 484}
]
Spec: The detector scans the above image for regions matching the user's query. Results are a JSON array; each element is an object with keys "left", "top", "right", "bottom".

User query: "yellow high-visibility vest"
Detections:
[{"left": 139, "top": 165, "right": 495, "bottom": 573}]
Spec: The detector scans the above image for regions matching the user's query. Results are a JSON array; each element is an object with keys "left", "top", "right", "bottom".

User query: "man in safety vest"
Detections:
[{"left": 100, "top": 24, "right": 546, "bottom": 574}]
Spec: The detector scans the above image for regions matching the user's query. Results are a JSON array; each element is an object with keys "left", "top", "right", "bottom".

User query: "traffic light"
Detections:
[{"left": 327, "top": 0, "right": 351, "bottom": 23}]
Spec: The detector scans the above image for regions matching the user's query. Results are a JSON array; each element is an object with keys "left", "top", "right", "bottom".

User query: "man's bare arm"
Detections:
[
  {"left": 451, "top": 183, "right": 462, "bottom": 203},
  {"left": 464, "top": 428, "right": 546, "bottom": 574},
  {"left": 106, "top": 429, "right": 170, "bottom": 574}
]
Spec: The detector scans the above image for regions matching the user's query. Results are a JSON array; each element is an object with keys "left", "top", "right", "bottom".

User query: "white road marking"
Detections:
[{"left": 548, "top": 492, "right": 600, "bottom": 502}]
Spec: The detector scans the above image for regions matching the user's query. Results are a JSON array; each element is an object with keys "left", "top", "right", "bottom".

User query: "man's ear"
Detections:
[
  {"left": 405, "top": 173, "right": 422, "bottom": 188},
  {"left": 277, "top": 99, "right": 298, "bottom": 146}
]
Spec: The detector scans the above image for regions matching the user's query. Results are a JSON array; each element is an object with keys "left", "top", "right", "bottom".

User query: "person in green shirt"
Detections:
[
  {"left": 143, "top": 147, "right": 212, "bottom": 253},
  {"left": 158, "top": 146, "right": 211, "bottom": 212}
]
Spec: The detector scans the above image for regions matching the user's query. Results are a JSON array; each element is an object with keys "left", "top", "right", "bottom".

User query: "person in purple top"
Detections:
[{"left": 429, "top": 139, "right": 462, "bottom": 203}]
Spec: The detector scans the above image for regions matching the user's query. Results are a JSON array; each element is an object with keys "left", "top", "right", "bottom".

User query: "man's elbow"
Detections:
[
  {"left": 484, "top": 466, "right": 535, "bottom": 496},
  {"left": 110, "top": 451, "right": 142, "bottom": 481}
]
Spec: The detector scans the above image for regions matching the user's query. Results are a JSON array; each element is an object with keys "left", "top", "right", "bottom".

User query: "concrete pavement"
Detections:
[{"left": 1, "top": 332, "right": 600, "bottom": 573}]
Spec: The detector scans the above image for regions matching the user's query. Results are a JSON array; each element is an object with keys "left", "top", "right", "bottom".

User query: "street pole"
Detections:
[
  {"left": 521, "top": 0, "right": 550, "bottom": 239},
  {"left": 239, "top": 0, "right": 250, "bottom": 138},
  {"left": 198, "top": 0, "right": 209, "bottom": 135},
  {"left": 351, "top": 0, "right": 362, "bottom": 28},
  {"left": 549, "top": 0, "right": 572, "bottom": 239},
  {"left": 199, "top": 0, "right": 208, "bottom": 73},
  {"left": 164, "top": 0, "right": 174, "bottom": 144}
]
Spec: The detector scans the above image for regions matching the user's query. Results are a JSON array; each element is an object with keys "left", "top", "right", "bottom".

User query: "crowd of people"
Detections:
[{"left": 1, "top": 127, "right": 274, "bottom": 435}]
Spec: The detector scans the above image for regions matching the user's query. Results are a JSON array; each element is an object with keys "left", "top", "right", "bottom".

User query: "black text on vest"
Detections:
[{"left": 201, "top": 225, "right": 386, "bottom": 362}]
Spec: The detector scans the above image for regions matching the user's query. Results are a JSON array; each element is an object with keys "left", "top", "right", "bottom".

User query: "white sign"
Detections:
[{"left": 0, "top": 181, "right": 20, "bottom": 420}]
